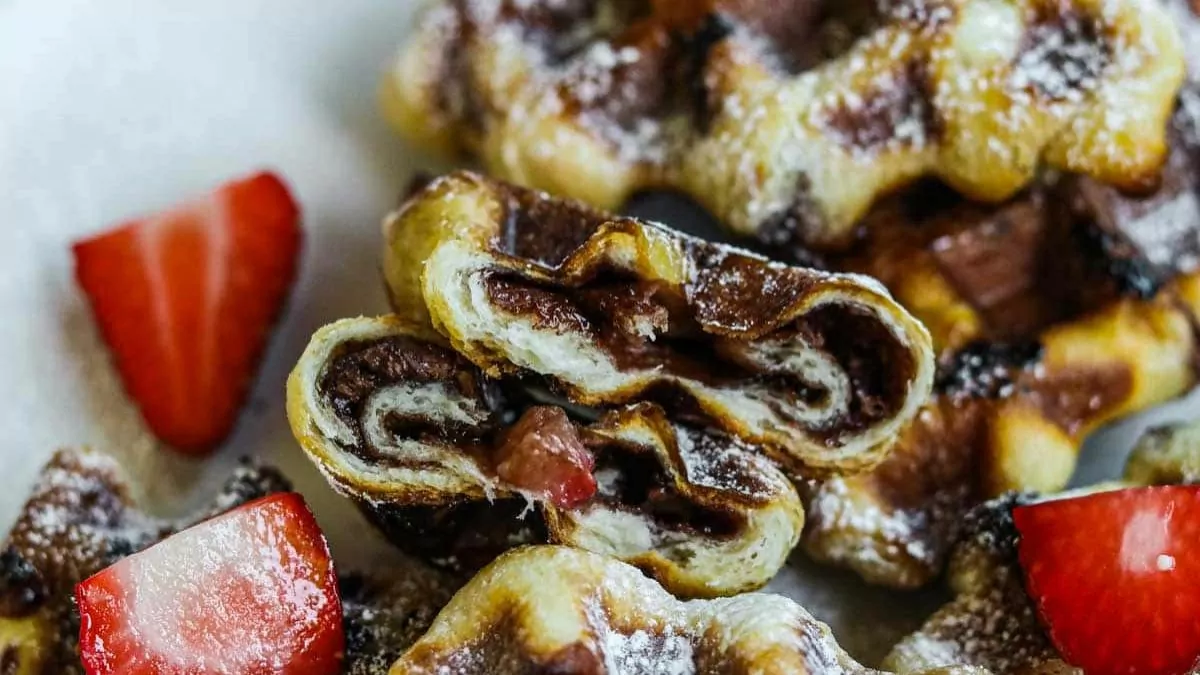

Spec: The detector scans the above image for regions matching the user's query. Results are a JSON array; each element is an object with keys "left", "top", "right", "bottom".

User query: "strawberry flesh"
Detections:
[
  {"left": 73, "top": 172, "right": 302, "bottom": 454},
  {"left": 495, "top": 406, "right": 597, "bottom": 509},
  {"left": 1015, "top": 486, "right": 1200, "bottom": 675},
  {"left": 76, "top": 492, "right": 343, "bottom": 675}
]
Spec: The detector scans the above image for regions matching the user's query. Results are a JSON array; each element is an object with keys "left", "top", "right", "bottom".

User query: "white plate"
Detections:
[{"left": 3, "top": 0, "right": 1199, "bottom": 665}]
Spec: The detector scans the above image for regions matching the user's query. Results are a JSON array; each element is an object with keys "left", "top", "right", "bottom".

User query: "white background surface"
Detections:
[{"left": 3, "top": 0, "right": 1200, "bottom": 664}]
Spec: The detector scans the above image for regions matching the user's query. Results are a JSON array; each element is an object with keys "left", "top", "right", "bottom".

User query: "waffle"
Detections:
[
  {"left": 382, "top": 0, "right": 1184, "bottom": 250},
  {"left": 382, "top": 171, "right": 934, "bottom": 475},
  {"left": 0, "top": 449, "right": 291, "bottom": 675},
  {"left": 0, "top": 449, "right": 459, "bottom": 675},
  {"left": 881, "top": 493, "right": 1073, "bottom": 675},
  {"left": 800, "top": 85, "right": 1200, "bottom": 588},
  {"left": 288, "top": 314, "right": 804, "bottom": 597},
  {"left": 1124, "top": 417, "right": 1200, "bottom": 485},
  {"left": 391, "top": 544, "right": 953, "bottom": 675},
  {"left": 882, "top": 418, "right": 1200, "bottom": 675}
]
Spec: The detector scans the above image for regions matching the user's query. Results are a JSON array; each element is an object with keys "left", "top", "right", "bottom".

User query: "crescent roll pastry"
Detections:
[
  {"left": 287, "top": 314, "right": 805, "bottom": 597},
  {"left": 382, "top": 171, "right": 935, "bottom": 475},
  {"left": 0, "top": 449, "right": 292, "bottom": 675},
  {"left": 382, "top": 0, "right": 1184, "bottom": 249},
  {"left": 803, "top": 94, "right": 1200, "bottom": 588},
  {"left": 390, "top": 545, "right": 877, "bottom": 675}
]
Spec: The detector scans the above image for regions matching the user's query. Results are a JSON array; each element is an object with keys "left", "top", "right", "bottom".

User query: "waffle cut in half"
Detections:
[
  {"left": 382, "top": 0, "right": 1184, "bottom": 250},
  {"left": 287, "top": 315, "right": 805, "bottom": 597},
  {"left": 802, "top": 74, "right": 1200, "bottom": 589},
  {"left": 381, "top": 171, "right": 935, "bottom": 477}
]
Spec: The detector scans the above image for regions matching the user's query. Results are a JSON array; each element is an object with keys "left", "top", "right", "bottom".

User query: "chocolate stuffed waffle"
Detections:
[
  {"left": 287, "top": 315, "right": 805, "bottom": 597},
  {"left": 382, "top": 171, "right": 935, "bottom": 476},
  {"left": 803, "top": 84, "right": 1200, "bottom": 588},
  {"left": 382, "top": 0, "right": 1183, "bottom": 250}
]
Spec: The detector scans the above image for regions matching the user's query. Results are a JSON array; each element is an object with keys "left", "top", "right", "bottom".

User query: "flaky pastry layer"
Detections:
[
  {"left": 287, "top": 315, "right": 804, "bottom": 597},
  {"left": 383, "top": 171, "right": 934, "bottom": 475}
]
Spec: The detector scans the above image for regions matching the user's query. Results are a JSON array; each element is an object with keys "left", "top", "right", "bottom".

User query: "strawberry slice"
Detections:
[
  {"left": 76, "top": 492, "right": 343, "bottom": 675},
  {"left": 1014, "top": 486, "right": 1200, "bottom": 675},
  {"left": 495, "top": 406, "right": 597, "bottom": 509},
  {"left": 73, "top": 172, "right": 302, "bottom": 454}
]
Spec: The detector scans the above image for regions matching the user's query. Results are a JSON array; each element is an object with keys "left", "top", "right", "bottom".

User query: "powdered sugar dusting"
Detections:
[
  {"left": 804, "top": 477, "right": 960, "bottom": 587},
  {"left": 674, "top": 425, "right": 776, "bottom": 500},
  {"left": 601, "top": 625, "right": 695, "bottom": 675},
  {"left": 397, "top": 0, "right": 1182, "bottom": 246}
]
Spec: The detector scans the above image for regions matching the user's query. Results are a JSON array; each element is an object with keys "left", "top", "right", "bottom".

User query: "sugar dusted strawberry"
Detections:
[
  {"left": 495, "top": 406, "right": 597, "bottom": 509},
  {"left": 73, "top": 171, "right": 302, "bottom": 454},
  {"left": 76, "top": 492, "right": 342, "bottom": 675},
  {"left": 1014, "top": 486, "right": 1200, "bottom": 675}
]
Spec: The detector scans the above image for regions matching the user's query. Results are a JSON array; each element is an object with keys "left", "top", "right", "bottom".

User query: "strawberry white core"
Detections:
[
  {"left": 115, "top": 504, "right": 331, "bottom": 670},
  {"left": 1119, "top": 506, "right": 1173, "bottom": 574}
]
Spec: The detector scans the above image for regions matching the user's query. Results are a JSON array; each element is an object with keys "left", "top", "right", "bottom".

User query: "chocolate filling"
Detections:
[
  {"left": 590, "top": 442, "right": 743, "bottom": 540},
  {"left": 318, "top": 336, "right": 500, "bottom": 464},
  {"left": 320, "top": 337, "right": 748, "bottom": 569},
  {"left": 481, "top": 267, "right": 911, "bottom": 438}
]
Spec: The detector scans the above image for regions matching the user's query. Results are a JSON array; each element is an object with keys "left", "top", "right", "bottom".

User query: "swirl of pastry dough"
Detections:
[
  {"left": 286, "top": 315, "right": 805, "bottom": 597},
  {"left": 383, "top": 172, "right": 935, "bottom": 475}
]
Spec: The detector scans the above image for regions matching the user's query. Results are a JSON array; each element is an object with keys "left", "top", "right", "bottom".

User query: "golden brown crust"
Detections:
[
  {"left": 802, "top": 92, "right": 1200, "bottom": 587},
  {"left": 383, "top": 0, "right": 1183, "bottom": 249},
  {"left": 384, "top": 171, "right": 935, "bottom": 476},
  {"left": 287, "top": 315, "right": 805, "bottom": 597},
  {"left": 390, "top": 545, "right": 878, "bottom": 675}
]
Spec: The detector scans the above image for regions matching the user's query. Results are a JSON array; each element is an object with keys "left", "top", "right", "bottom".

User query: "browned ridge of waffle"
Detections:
[
  {"left": 383, "top": 0, "right": 1184, "bottom": 250},
  {"left": 288, "top": 315, "right": 805, "bottom": 598},
  {"left": 803, "top": 70, "right": 1200, "bottom": 588}
]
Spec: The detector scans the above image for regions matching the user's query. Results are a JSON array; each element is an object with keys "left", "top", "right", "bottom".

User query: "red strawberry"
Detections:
[
  {"left": 76, "top": 492, "right": 343, "bottom": 675},
  {"left": 73, "top": 171, "right": 302, "bottom": 454},
  {"left": 495, "top": 406, "right": 597, "bottom": 509},
  {"left": 1014, "top": 486, "right": 1200, "bottom": 675}
]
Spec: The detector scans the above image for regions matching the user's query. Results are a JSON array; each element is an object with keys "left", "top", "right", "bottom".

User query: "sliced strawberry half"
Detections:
[
  {"left": 495, "top": 406, "right": 597, "bottom": 509},
  {"left": 1014, "top": 486, "right": 1200, "bottom": 675},
  {"left": 76, "top": 492, "right": 343, "bottom": 675},
  {"left": 73, "top": 171, "right": 302, "bottom": 454}
]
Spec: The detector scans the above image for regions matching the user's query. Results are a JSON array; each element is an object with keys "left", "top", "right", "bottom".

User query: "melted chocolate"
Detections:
[
  {"left": 1023, "top": 364, "right": 1134, "bottom": 437},
  {"left": 591, "top": 443, "right": 743, "bottom": 540},
  {"left": 363, "top": 500, "right": 547, "bottom": 575},
  {"left": 484, "top": 274, "right": 594, "bottom": 334},
  {"left": 319, "top": 336, "right": 492, "bottom": 451},
  {"left": 799, "top": 304, "right": 917, "bottom": 442},
  {"left": 929, "top": 196, "right": 1064, "bottom": 338}
]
